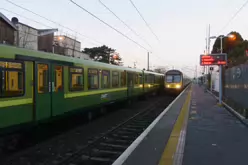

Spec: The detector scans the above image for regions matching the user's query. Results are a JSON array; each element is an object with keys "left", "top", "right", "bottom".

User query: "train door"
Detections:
[
  {"left": 127, "top": 72, "right": 134, "bottom": 97},
  {"left": 34, "top": 62, "right": 64, "bottom": 120},
  {"left": 51, "top": 64, "right": 64, "bottom": 116}
]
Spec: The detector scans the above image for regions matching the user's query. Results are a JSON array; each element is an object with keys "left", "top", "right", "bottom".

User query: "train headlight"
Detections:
[
  {"left": 139, "top": 84, "right": 143, "bottom": 87},
  {"left": 167, "top": 85, "right": 170, "bottom": 88},
  {"left": 176, "top": 84, "right": 181, "bottom": 88},
  {"left": 148, "top": 84, "right": 151, "bottom": 87}
]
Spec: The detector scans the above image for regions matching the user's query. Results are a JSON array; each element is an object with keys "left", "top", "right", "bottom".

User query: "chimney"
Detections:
[{"left": 11, "top": 17, "right": 19, "bottom": 25}]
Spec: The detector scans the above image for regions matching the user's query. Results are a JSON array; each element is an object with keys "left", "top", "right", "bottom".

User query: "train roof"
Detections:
[
  {"left": 165, "top": 69, "right": 183, "bottom": 74},
  {"left": 144, "top": 70, "right": 164, "bottom": 76},
  {"left": 165, "top": 69, "right": 192, "bottom": 79},
  {"left": 0, "top": 44, "right": 161, "bottom": 75}
]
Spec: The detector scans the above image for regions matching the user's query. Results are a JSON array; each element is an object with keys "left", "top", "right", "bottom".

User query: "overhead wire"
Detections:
[
  {"left": 98, "top": 0, "right": 152, "bottom": 50},
  {"left": 128, "top": 0, "right": 160, "bottom": 42},
  {"left": 5, "top": 0, "right": 104, "bottom": 46},
  {"left": 0, "top": 8, "right": 54, "bottom": 29},
  {"left": 4, "top": 0, "right": 165, "bottom": 67},
  {"left": 69, "top": 0, "right": 150, "bottom": 51},
  {"left": 0, "top": 8, "right": 99, "bottom": 47},
  {"left": 218, "top": 0, "right": 248, "bottom": 34}
]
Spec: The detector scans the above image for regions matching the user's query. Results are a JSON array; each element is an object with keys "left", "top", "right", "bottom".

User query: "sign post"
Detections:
[
  {"left": 209, "top": 67, "right": 213, "bottom": 91},
  {"left": 200, "top": 53, "right": 227, "bottom": 105}
]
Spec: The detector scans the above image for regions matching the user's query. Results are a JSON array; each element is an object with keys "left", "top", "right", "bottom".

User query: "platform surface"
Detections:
[
  {"left": 113, "top": 86, "right": 191, "bottom": 165},
  {"left": 183, "top": 85, "right": 248, "bottom": 165},
  {"left": 114, "top": 84, "right": 248, "bottom": 165}
]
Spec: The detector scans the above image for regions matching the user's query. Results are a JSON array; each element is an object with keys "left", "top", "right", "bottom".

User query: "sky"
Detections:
[{"left": 1, "top": 0, "right": 248, "bottom": 78}]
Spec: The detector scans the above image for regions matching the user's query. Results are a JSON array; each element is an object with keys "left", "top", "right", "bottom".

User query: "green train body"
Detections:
[{"left": 0, "top": 45, "right": 164, "bottom": 132}]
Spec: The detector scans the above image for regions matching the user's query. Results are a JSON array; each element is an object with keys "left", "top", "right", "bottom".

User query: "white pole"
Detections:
[
  {"left": 219, "top": 36, "right": 223, "bottom": 105},
  {"left": 208, "top": 24, "right": 211, "bottom": 89}
]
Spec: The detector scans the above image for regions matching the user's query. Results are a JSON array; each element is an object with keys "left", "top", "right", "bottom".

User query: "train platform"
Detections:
[{"left": 112, "top": 84, "right": 248, "bottom": 165}]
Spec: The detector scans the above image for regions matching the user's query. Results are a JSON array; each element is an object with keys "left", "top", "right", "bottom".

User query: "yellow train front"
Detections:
[{"left": 164, "top": 70, "right": 184, "bottom": 95}]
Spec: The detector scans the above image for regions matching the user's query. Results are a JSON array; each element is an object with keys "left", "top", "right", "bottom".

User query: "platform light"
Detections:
[
  {"left": 227, "top": 34, "right": 236, "bottom": 41},
  {"left": 58, "top": 36, "right": 64, "bottom": 41}
]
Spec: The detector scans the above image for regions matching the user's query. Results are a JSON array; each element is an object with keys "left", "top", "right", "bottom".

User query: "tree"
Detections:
[
  {"left": 228, "top": 40, "right": 248, "bottom": 66},
  {"left": 211, "top": 31, "right": 248, "bottom": 66},
  {"left": 82, "top": 45, "right": 123, "bottom": 65},
  {"left": 153, "top": 66, "right": 167, "bottom": 74},
  {"left": 211, "top": 31, "right": 243, "bottom": 54}
]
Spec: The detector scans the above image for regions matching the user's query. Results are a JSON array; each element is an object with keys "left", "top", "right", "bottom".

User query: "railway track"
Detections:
[
  {"left": 57, "top": 97, "right": 173, "bottom": 165},
  {"left": 1, "top": 95, "right": 174, "bottom": 165}
]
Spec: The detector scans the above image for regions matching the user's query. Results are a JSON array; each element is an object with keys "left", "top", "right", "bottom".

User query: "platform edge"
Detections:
[
  {"left": 172, "top": 88, "right": 192, "bottom": 165},
  {"left": 112, "top": 85, "right": 191, "bottom": 165}
]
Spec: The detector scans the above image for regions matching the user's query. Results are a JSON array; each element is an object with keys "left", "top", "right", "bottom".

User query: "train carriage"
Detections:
[
  {"left": 0, "top": 44, "right": 164, "bottom": 133},
  {"left": 164, "top": 69, "right": 191, "bottom": 94}
]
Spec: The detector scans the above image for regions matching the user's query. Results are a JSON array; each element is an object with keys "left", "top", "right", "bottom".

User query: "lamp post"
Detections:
[{"left": 209, "top": 34, "right": 235, "bottom": 105}]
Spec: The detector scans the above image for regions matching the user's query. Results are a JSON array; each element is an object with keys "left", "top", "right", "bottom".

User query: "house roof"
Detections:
[
  {"left": 55, "top": 35, "right": 81, "bottom": 44},
  {"left": 16, "top": 23, "right": 58, "bottom": 36},
  {"left": 17, "top": 22, "right": 37, "bottom": 30},
  {"left": 0, "top": 12, "right": 17, "bottom": 30},
  {"left": 38, "top": 29, "right": 58, "bottom": 36}
]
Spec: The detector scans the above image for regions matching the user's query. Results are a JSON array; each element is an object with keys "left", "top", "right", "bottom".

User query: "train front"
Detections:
[{"left": 164, "top": 70, "right": 183, "bottom": 95}]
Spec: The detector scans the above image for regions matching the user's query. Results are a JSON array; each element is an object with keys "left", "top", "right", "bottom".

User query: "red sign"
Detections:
[{"left": 200, "top": 54, "right": 227, "bottom": 66}]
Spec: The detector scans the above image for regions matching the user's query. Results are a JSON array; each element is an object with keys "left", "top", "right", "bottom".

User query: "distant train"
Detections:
[
  {"left": 0, "top": 44, "right": 165, "bottom": 134},
  {"left": 164, "top": 69, "right": 191, "bottom": 94}
]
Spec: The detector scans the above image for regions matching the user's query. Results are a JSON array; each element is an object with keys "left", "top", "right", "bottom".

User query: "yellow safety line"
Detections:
[{"left": 158, "top": 88, "right": 191, "bottom": 165}]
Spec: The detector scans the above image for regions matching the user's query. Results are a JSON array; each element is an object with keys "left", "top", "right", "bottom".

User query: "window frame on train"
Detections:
[{"left": 0, "top": 59, "right": 25, "bottom": 98}]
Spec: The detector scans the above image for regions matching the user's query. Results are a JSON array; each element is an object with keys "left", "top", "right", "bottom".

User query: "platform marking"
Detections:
[
  {"left": 190, "top": 110, "right": 197, "bottom": 114},
  {"left": 158, "top": 88, "right": 191, "bottom": 165},
  {"left": 191, "top": 106, "right": 196, "bottom": 109},
  {"left": 112, "top": 85, "right": 191, "bottom": 165}
]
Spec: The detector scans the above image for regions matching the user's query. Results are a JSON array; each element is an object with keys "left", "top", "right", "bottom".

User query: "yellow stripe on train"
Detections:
[{"left": 165, "top": 83, "right": 182, "bottom": 89}]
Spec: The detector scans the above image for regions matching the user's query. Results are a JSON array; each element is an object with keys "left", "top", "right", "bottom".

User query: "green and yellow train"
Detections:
[
  {"left": 164, "top": 69, "right": 191, "bottom": 94},
  {"left": 0, "top": 45, "right": 164, "bottom": 133}
]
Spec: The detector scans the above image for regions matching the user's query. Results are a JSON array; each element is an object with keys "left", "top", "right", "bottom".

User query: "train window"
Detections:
[
  {"left": 102, "top": 70, "right": 110, "bottom": 89},
  {"left": 38, "top": 64, "right": 49, "bottom": 93},
  {"left": 135, "top": 74, "right": 139, "bottom": 84},
  {"left": 112, "top": 71, "right": 119, "bottom": 88},
  {"left": 121, "top": 72, "right": 126, "bottom": 87},
  {"left": 0, "top": 61, "right": 24, "bottom": 97},
  {"left": 55, "top": 65, "right": 63, "bottom": 92},
  {"left": 156, "top": 76, "right": 160, "bottom": 83},
  {"left": 88, "top": 69, "right": 98, "bottom": 89},
  {"left": 147, "top": 74, "right": 154, "bottom": 84},
  {"left": 174, "top": 75, "right": 181, "bottom": 83},
  {"left": 69, "top": 67, "right": 83, "bottom": 91},
  {"left": 139, "top": 74, "right": 143, "bottom": 84},
  {"left": 166, "top": 75, "right": 173, "bottom": 83},
  {"left": 166, "top": 75, "right": 181, "bottom": 83}
]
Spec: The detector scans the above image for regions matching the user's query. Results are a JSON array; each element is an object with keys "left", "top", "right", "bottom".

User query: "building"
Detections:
[
  {"left": 11, "top": 17, "right": 58, "bottom": 51},
  {"left": 0, "top": 12, "right": 17, "bottom": 45},
  {"left": 54, "top": 35, "right": 91, "bottom": 60},
  {"left": 38, "top": 29, "right": 59, "bottom": 52},
  {"left": 12, "top": 17, "right": 38, "bottom": 50},
  {"left": 0, "top": 13, "right": 90, "bottom": 60}
]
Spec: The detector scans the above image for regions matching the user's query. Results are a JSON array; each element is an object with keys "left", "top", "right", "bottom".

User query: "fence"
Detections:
[{"left": 224, "top": 64, "right": 248, "bottom": 117}]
